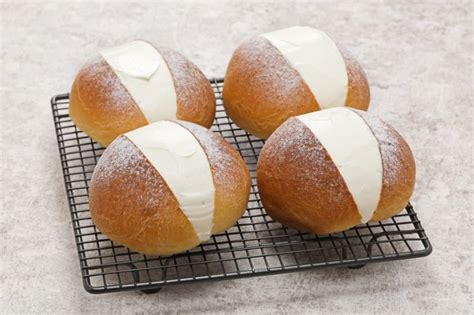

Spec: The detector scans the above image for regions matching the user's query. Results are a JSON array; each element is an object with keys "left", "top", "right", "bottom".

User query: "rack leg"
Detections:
[
  {"left": 127, "top": 263, "right": 163, "bottom": 294},
  {"left": 347, "top": 235, "right": 375, "bottom": 269},
  {"left": 141, "top": 287, "right": 162, "bottom": 294}
]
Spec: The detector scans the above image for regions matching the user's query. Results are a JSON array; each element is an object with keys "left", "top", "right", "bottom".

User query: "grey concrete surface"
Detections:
[{"left": 1, "top": 0, "right": 472, "bottom": 314}]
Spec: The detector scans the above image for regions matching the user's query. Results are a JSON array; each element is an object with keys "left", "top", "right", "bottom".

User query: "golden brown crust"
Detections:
[
  {"left": 159, "top": 48, "right": 216, "bottom": 128},
  {"left": 257, "top": 111, "right": 416, "bottom": 234},
  {"left": 223, "top": 37, "right": 319, "bottom": 139},
  {"left": 69, "top": 57, "right": 148, "bottom": 147},
  {"left": 70, "top": 47, "right": 216, "bottom": 147},
  {"left": 89, "top": 122, "right": 251, "bottom": 256},
  {"left": 89, "top": 136, "right": 199, "bottom": 256},
  {"left": 340, "top": 48, "right": 370, "bottom": 110},
  {"left": 358, "top": 115, "right": 416, "bottom": 221},
  {"left": 257, "top": 118, "right": 361, "bottom": 234},
  {"left": 176, "top": 121, "right": 251, "bottom": 233},
  {"left": 222, "top": 36, "right": 370, "bottom": 139}
]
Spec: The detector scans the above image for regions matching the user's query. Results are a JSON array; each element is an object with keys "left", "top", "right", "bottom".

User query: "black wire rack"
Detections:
[{"left": 51, "top": 78, "right": 432, "bottom": 294}]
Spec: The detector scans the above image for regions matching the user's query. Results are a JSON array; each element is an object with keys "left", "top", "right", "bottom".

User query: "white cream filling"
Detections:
[
  {"left": 125, "top": 121, "right": 215, "bottom": 242},
  {"left": 261, "top": 26, "right": 348, "bottom": 109},
  {"left": 297, "top": 108, "right": 382, "bottom": 223},
  {"left": 100, "top": 40, "right": 177, "bottom": 123}
]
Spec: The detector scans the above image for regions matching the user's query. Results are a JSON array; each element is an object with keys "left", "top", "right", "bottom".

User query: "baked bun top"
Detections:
[
  {"left": 223, "top": 26, "right": 370, "bottom": 139},
  {"left": 261, "top": 26, "right": 349, "bottom": 109},
  {"left": 126, "top": 120, "right": 216, "bottom": 241},
  {"left": 89, "top": 120, "right": 251, "bottom": 255},
  {"left": 296, "top": 108, "right": 384, "bottom": 223},
  {"left": 70, "top": 40, "right": 215, "bottom": 146},
  {"left": 257, "top": 107, "right": 415, "bottom": 233}
]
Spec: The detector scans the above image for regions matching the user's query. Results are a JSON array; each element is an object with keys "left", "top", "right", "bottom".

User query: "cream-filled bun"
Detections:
[
  {"left": 223, "top": 26, "right": 370, "bottom": 139},
  {"left": 89, "top": 120, "right": 251, "bottom": 256},
  {"left": 70, "top": 40, "right": 216, "bottom": 147},
  {"left": 257, "top": 108, "right": 415, "bottom": 234}
]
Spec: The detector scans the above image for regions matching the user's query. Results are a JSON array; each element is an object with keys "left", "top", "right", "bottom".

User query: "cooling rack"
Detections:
[{"left": 51, "top": 78, "right": 432, "bottom": 294}]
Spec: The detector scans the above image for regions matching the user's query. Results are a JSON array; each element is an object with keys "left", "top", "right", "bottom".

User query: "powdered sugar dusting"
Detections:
[
  {"left": 339, "top": 47, "right": 365, "bottom": 92},
  {"left": 250, "top": 37, "right": 306, "bottom": 96},
  {"left": 176, "top": 121, "right": 244, "bottom": 192},
  {"left": 223, "top": 36, "right": 318, "bottom": 138},
  {"left": 79, "top": 56, "right": 135, "bottom": 115},
  {"left": 336, "top": 46, "right": 370, "bottom": 110},
  {"left": 158, "top": 47, "right": 215, "bottom": 124},
  {"left": 357, "top": 112, "right": 414, "bottom": 189},
  {"left": 89, "top": 135, "right": 203, "bottom": 251},
  {"left": 90, "top": 135, "right": 166, "bottom": 211},
  {"left": 158, "top": 48, "right": 207, "bottom": 100},
  {"left": 230, "top": 36, "right": 307, "bottom": 103},
  {"left": 259, "top": 118, "right": 350, "bottom": 207}
]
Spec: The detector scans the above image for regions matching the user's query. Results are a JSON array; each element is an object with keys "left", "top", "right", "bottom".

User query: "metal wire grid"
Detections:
[{"left": 51, "top": 78, "right": 432, "bottom": 294}]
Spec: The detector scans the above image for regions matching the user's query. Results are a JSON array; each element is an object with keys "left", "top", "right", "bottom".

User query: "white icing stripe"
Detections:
[
  {"left": 100, "top": 40, "right": 177, "bottom": 123},
  {"left": 261, "top": 26, "right": 348, "bottom": 109},
  {"left": 297, "top": 108, "right": 382, "bottom": 223},
  {"left": 125, "top": 121, "right": 215, "bottom": 242}
]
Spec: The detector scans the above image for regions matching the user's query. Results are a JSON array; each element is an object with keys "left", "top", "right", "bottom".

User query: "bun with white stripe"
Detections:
[
  {"left": 89, "top": 120, "right": 251, "bottom": 256},
  {"left": 257, "top": 108, "right": 415, "bottom": 234},
  {"left": 70, "top": 40, "right": 215, "bottom": 147},
  {"left": 223, "top": 26, "right": 370, "bottom": 139}
]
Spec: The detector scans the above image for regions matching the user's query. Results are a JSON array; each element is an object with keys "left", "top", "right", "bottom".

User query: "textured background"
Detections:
[{"left": 1, "top": 0, "right": 472, "bottom": 314}]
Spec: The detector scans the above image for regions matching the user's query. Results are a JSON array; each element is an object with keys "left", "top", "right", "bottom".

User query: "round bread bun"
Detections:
[
  {"left": 257, "top": 108, "right": 415, "bottom": 234},
  {"left": 70, "top": 40, "right": 215, "bottom": 147},
  {"left": 223, "top": 26, "right": 370, "bottom": 139},
  {"left": 89, "top": 120, "right": 251, "bottom": 256}
]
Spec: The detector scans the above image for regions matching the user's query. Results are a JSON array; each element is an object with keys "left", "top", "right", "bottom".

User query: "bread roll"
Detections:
[
  {"left": 70, "top": 40, "right": 215, "bottom": 147},
  {"left": 223, "top": 26, "right": 370, "bottom": 139},
  {"left": 89, "top": 120, "right": 251, "bottom": 256},
  {"left": 257, "top": 108, "right": 415, "bottom": 234}
]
